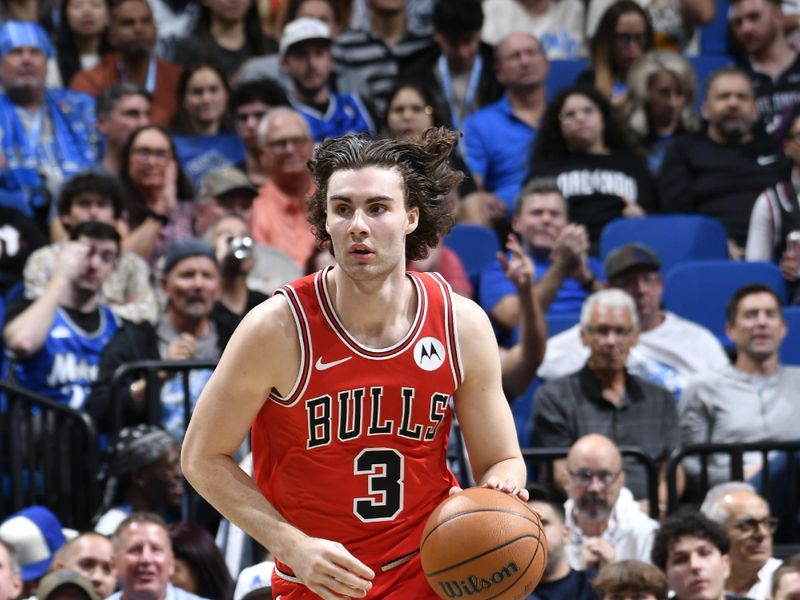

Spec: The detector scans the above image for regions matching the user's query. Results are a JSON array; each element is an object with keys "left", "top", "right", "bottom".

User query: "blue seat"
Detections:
[
  {"left": 662, "top": 260, "right": 788, "bottom": 346},
  {"left": 443, "top": 224, "right": 500, "bottom": 290},
  {"left": 698, "top": 0, "right": 730, "bottom": 56},
  {"left": 781, "top": 306, "right": 800, "bottom": 366},
  {"left": 599, "top": 215, "right": 729, "bottom": 276},
  {"left": 545, "top": 58, "right": 589, "bottom": 99},
  {"left": 546, "top": 312, "right": 580, "bottom": 337},
  {"left": 689, "top": 55, "right": 733, "bottom": 105}
]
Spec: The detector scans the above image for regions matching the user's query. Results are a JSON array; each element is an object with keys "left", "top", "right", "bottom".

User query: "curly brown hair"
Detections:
[{"left": 306, "top": 127, "right": 463, "bottom": 261}]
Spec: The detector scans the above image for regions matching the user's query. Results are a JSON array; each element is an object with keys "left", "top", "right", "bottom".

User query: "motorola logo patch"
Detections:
[{"left": 413, "top": 337, "right": 445, "bottom": 371}]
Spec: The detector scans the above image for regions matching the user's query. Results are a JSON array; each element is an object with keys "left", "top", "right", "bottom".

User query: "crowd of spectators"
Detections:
[{"left": 2, "top": 0, "right": 800, "bottom": 598}]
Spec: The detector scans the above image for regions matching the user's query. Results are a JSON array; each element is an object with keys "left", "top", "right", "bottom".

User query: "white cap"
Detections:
[
  {"left": 234, "top": 561, "right": 275, "bottom": 600},
  {"left": 280, "top": 17, "right": 331, "bottom": 56}
]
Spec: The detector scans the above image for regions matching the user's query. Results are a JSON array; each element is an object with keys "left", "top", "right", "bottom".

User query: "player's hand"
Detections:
[
  {"left": 483, "top": 476, "right": 529, "bottom": 502},
  {"left": 498, "top": 234, "right": 535, "bottom": 291},
  {"left": 580, "top": 536, "right": 615, "bottom": 570},
  {"left": 286, "top": 537, "right": 374, "bottom": 599}
]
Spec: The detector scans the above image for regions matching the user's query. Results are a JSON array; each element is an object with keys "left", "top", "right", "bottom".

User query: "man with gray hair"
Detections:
[
  {"left": 95, "top": 82, "right": 151, "bottom": 177},
  {"left": 250, "top": 107, "right": 318, "bottom": 268},
  {"left": 0, "top": 540, "right": 22, "bottom": 600},
  {"left": 701, "top": 482, "right": 782, "bottom": 600},
  {"left": 532, "top": 288, "right": 679, "bottom": 501}
]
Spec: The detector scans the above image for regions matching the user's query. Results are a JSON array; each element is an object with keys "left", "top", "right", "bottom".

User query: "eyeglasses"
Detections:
[
  {"left": 558, "top": 105, "right": 598, "bottom": 122},
  {"left": 614, "top": 32, "right": 647, "bottom": 46},
  {"left": 266, "top": 136, "right": 311, "bottom": 151},
  {"left": 731, "top": 516, "right": 779, "bottom": 535},
  {"left": 585, "top": 325, "right": 635, "bottom": 339},
  {"left": 130, "top": 147, "right": 170, "bottom": 162},
  {"left": 568, "top": 469, "right": 622, "bottom": 488}
]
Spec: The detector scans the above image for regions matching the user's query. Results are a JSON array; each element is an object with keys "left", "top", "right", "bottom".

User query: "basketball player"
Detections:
[{"left": 182, "top": 128, "right": 528, "bottom": 599}]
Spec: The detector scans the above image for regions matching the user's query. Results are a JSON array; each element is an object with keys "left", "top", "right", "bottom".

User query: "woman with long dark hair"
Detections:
[
  {"left": 528, "top": 85, "right": 658, "bottom": 250},
  {"left": 169, "top": 522, "right": 235, "bottom": 600},
  {"left": 51, "top": 0, "right": 111, "bottom": 87}
]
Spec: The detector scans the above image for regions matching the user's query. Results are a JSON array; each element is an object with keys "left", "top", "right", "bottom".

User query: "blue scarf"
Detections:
[{"left": 0, "top": 88, "right": 97, "bottom": 218}]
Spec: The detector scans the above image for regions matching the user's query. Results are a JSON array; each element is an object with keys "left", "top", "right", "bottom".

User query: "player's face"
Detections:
[
  {"left": 495, "top": 33, "right": 547, "bottom": 90},
  {"left": 59, "top": 535, "right": 117, "bottom": 599},
  {"left": 580, "top": 305, "right": 638, "bottom": 374},
  {"left": 234, "top": 100, "right": 269, "bottom": 150},
  {"left": 702, "top": 74, "right": 757, "bottom": 140},
  {"left": 0, "top": 46, "right": 47, "bottom": 94},
  {"left": 665, "top": 536, "right": 729, "bottom": 600},
  {"left": 99, "top": 93, "right": 151, "bottom": 150},
  {"left": 774, "top": 572, "right": 800, "bottom": 600},
  {"left": 259, "top": 113, "right": 313, "bottom": 177},
  {"left": 565, "top": 448, "right": 624, "bottom": 523},
  {"left": 512, "top": 192, "right": 567, "bottom": 250},
  {"left": 282, "top": 39, "right": 333, "bottom": 98},
  {"left": 162, "top": 256, "right": 220, "bottom": 321},
  {"left": 647, "top": 69, "right": 686, "bottom": 133},
  {"left": 726, "top": 292, "right": 786, "bottom": 360},
  {"left": 183, "top": 67, "right": 228, "bottom": 130},
  {"left": 127, "top": 128, "right": 173, "bottom": 192},
  {"left": 386, "top": 86, "right": 434, "bottom": 140},
  {"left": 325, "top": 166, "right": 418, "bottom": 281},
  {"left": 0, "top": 544, "right": 22, "bottom": 600},
  {"left": 114, "top": 523, "right": 175, "bottom": 598},
  {"left": 612, "top": 11, "right": 648, "bottom": 74},
  {"left": 560, "top": 93, "right": 605, "bottom": 153}
]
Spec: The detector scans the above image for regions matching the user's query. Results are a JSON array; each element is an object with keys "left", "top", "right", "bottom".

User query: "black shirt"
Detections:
[
  {"left": 529, "top": 569, "right": 599, "bottom": 600},
  {"left": 743, "top": 53, "right": 800, "bottom": 140}
]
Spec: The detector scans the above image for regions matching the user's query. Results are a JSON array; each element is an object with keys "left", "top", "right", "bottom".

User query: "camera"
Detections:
[{"left": 229, "top": 236, "right": 253, "bottom": 261}]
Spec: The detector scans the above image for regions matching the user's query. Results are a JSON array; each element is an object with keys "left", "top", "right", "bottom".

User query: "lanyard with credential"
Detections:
[
  {"left": 437, "top": 53, "right": 483, "bottom": 131},
  {"left": 118, "top": 55, "right": 157, "bottom": 93},
  {"left": 23, "top": 107, "right": 45, "bottom": 162}
]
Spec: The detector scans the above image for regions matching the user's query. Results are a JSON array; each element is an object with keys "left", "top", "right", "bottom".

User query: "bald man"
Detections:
[
  {"left": 701, "top": 483, "right": 782, "bottom": 600},
  {"left": 53, "top": 533, "right": 117, "bottom": 599},
  {"left": 563, "top": 434, "right": 659, "bottom": 572}
]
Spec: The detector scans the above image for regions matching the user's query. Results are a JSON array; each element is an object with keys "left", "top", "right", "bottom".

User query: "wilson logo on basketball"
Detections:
[{"left": 436, "top": 561, "right": 520, "bottom": 597}]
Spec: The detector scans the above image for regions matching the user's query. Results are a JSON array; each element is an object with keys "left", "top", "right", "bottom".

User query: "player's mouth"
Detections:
[{"left": 349, "top": 244, "right": 374, "bottom": 260}]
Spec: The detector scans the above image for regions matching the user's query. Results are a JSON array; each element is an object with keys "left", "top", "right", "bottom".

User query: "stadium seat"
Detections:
[
  {"left": 781, "top": 306, "right": 800, "bottom": 366},
  {"left": 443, "top": 223, "right": 500, "bottom": 289},
  {"left": 689, "top": 55, "right": 733, "bottom": 104},
  {"left": 546, "top": 312, "right": 580, "bottom": 337},
  {"left": 545, "top": 58, "right": 589, "bottom": 99},
  {"left": 698, "top": 0, "right": 730, "bottom": 56},
  {"left": 599, "top": 215, "right": 729, "bottom": 275},
  {"left": 662, "top": 260, "right": 788, "bottom": 346}
]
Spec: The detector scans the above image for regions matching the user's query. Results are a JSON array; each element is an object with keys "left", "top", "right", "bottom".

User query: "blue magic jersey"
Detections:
[
  {"left": 292, "top": 92, "right": 374, "bottom": 142},
  {"left": 12, "top": 306, "right": 120, "bottom": 409}
]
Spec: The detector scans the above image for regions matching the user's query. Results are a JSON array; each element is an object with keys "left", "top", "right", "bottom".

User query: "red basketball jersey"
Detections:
[{"left": 251, "top": 267, "right": 463, "bottom": 572}]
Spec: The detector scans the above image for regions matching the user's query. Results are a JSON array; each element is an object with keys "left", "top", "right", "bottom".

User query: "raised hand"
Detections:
[{"left": 498, "top": 233, "right": 535, "bottom": 292}]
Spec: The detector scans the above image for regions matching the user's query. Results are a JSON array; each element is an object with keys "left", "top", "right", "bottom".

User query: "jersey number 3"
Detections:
[{"left": 353, "top": 448, "right": 404, "bottom": 522}]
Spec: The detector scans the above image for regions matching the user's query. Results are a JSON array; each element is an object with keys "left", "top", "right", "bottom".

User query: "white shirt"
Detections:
[
  {"left": 729, "top": 556, "right": 782, "bottom": 600},
  {"left": 537, "top": 311, "right": 730, "bottom": 398}
]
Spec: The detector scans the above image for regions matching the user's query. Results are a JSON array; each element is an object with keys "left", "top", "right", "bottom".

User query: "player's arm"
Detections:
[
  {"left": 452, "top": 295, "right": 528, "bottom": 500},
  {"left": 182, "top": 297, "right": 374, "bottom": 600}
]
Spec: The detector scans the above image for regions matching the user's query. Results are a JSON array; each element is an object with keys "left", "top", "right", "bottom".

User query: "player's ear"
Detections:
[{"left": 405, "top": 206, "right": 419, "bottom": 235}]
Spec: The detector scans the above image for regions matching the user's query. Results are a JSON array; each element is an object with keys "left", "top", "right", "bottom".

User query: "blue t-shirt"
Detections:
[
  {"left": 173, "top": 133, "right": 245, "bottom": 188},
  {"left": 529, "top": 569, "right": 599, "bottom": 600},
  {"left": 292, "top": 92, "right": 374, "bottom": 142}
]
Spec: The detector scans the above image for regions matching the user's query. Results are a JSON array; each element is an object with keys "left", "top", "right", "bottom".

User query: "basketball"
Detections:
[{"left": 420, "top": 487, "right": 548, "bottom": 600}]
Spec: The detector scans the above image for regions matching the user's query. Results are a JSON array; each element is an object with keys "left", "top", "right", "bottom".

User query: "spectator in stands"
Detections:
[
  {"left": 169, "top": 522, "right": 233, "bottom": 600},
  {"left": 651, "top": 512, "right": 743, "bottom": 600},
  {"left": 746, "top": 104, "right": 800, "bottom": 302},
  {"left": 280, "top": 18, "right": 374, "bottom": 142},
  {"left": 118, "top": 125, "right": 195, "bottom": 264},
  {"left": 170, "top": 63, "right": 245, "bottom": 188},
  {"left": 0, "top": 206, "right": 47, "bottom": 302},
  {"left": 94, "top": 425, "right": 183, "bottom": 536},
  {"left": 701, "top": 483, "right": 781, "bottom": 600},
  {"left": 108, "top": 513, "right": 207, "bottom": 600},
  {"left": 658, "top": 67, "right": 784, "bottom": 258},
  {"left": 332, "top": 0, "right": 433, "bottom": 115},
  {"left": 70, "top": 0, "right": 182, "bottom": 127},
  {"left": 463, "top": 32, "right": 548, "bottom": 217},
  {"left": 679, "top": 284, "right": 800, "bottom": 484},
  {"left": 480, "top": 0, "right": 586, "bottom": 59},
  {"left": 0, "top": 506, "right": 66, "bottom": 598},
  {"left": 561, "top": 434, "right": 660, "bottom": 571},
  {"left": 730, "top": 0, "right": 800, "bottom": 139},
  {"left": 579, "top": 2, "right": 655, "bottom": 105},
  {"left": 52, "top": 532, "right": 117, "bottom": 599},
  {"left": 88, "top": 239, "right": 234, "bottom": 438},
  {"left": 404, "top": 0, "right": 502, "bottom": 131},
  {"left": 479, "top": 178, "right": 603, "bottom": 345},
  {"left": 527, "top": 484, "right": 600, "bottom": 600},
  {"left": 0, "top": 540, "right": 22, "bottom": 600},
  {"left": 36, "top": 570, "right": 95, "bottom": 600},
  {"left": 622, "top": 51, "right": 700, "bottom": 172},
  {"left": 528, "top": 85, "right": 657, "bottom": 252},
  {"left": 50, "top": 0, "right": 111, "bottom": 89},
  {"left": 3, "top": 222, "right": 121, "bottom": 410},
  {"left": 0, "top": 21, "right": 98, "bottom": 232},
  {"left": 95, "top": 83, "right": 152, "bottom": 178},
  {"left": 24, "top": 173, "right": 157, "bottom": 324},
  {"left": 206, "top": 213, "right": 268, "bottom": 324},
  {"left": 538, "top": 243, "right": 730, "bottom": 399},
  {"left": 593, "top": 560, "right": 669, "bottom": 600},
  {"left": 171, "top": 0, "right": 270, "bottom": 75},
  {"left": 232, "top": 562, "right": 273, "bottom": 600},
  {"left": 229, "top": 79, "right": 289, "bottom": 187},
  {"left": 533, "top": 290, "right": 679, "bottom": 500},
  {"left": 770, "top": 555, "right": 800, "bottom": 600},
  {"left": 250, "top": 108, "right": 318, "bottom": 268}
]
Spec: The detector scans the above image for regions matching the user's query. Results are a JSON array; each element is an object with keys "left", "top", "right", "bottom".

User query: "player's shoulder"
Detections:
[{"left": 238, "top": 293, "right": 296, "bottom": 340}]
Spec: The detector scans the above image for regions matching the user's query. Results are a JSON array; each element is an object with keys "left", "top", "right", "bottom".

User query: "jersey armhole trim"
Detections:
[
  {"left": 268, "top": 286, "right": 312, "bottom": 406},
  {"left": 428, "top": 272, "right": 464, "bottom": 387}
]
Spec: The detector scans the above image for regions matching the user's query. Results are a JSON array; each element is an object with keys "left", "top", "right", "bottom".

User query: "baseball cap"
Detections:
[
  {"left": 280, "top": 17, "right": 331, "bottom": 56},
  {"left": 0, "top": 506, "right": 66, "bottom": 581},
  {"left": 0, "top": 21, "right": 53, "bottom": 58},
  {"left": 604, "top": 243, "right": 661, "bottom": 281},
  {"left": 36, "top": 570, "right": 94, "bottom": 600},
  {"left": 234, "top": 561, "right": 274, "bottom": 600},
  {"left": 161, "top": 238, "right": 218, "bottom": 276},
  {"left": 198, "top": 167, "right": 257, "bottom": 202}
]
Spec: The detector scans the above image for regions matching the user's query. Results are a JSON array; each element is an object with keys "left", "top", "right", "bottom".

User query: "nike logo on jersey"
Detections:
[{"left": 315, "top": 356, "right": 353, "bottom": 371}]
